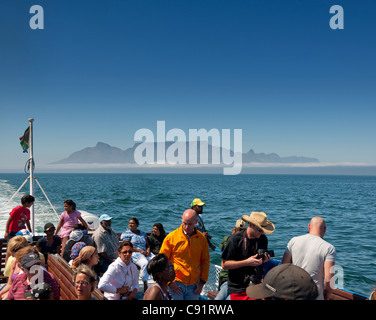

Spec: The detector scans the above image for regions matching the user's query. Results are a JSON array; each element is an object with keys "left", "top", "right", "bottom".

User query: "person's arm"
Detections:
[
  {"left": 4, "top": 216, "right": 13, "bottom": 239},
  {"left": 55, "top": 218, "right": 63, "bottom": 236},
  {"left": 98, "top": 266, "right": 117, "bottom": 294},
  {"left": 194, "top": 281, "right": 205, "bottom": 295},
  {"left": 143, "top": 285, "right": 162, "bottom": 300},
  {"left": 55, "top": 236, "right": 62, "bottom": 255},
  {"left": 281, "top": 252, "right": 292, "bottom": 264},
  {"left": 26, "top": 220, "right": 32, "bottom": 233},
  {"left": 144, "top": 237, "right": 151, "bottom": 256},
  {"left": 194, "top": 238, "right": 210, "bottom": 295},
  {"left": 0, "top": 259, "right": 17, "bottom": 299},
  {"left": 78, "top": 216, "right": 94, "bottom": 231},
  {"left": 221, "top": 254, "right": 263, "bottom": 270},
  {"left": 126, "top": 288, "right": 138, "bottom": 300},
  {"left": 35, "top": 238, "right": 43, "bottom": 252},
  {"left": 159, "top": 235, "right": 171, "bottom": 259},
  {"left": 324, "top": 261, "right": 335, "bottom": 300},
  {"left": 200, "top": 236, "right": 210, "bottom": 282},
  {"left": 168, "top": 280, "right": 181, "bottom": 295}
]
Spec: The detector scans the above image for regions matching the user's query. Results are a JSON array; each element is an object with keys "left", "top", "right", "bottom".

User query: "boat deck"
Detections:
[{"left": 0, "top": 236, "right": 369, "bottom": 300}]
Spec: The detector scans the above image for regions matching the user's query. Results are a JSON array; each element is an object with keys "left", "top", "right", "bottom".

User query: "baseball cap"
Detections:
[
  {"left": 246, "top": 264, "right": 318, "bottom": 300},
  {"left": 24, "top": 282, "right": 52, "bottom": 300},
  {"left": 21, "top": 252, "right": 42, "bottom": 269},
  {"left": 69, "top": 229, "right": 84, "bottom": 242},
  {"left": 99, "top": 214, "right": 112, "bottom": 222},
  {"left": 235, "top": 219, "right": 246, "bottom": 230},
  {"left": 191, "top": 199, "right": 206, "bottom": 207},
  {"left": 44, "top": 223, "right": 55, "bottom": 232},
  {"left": 15, "top": 229, "right": 33, "bottom": 244}
]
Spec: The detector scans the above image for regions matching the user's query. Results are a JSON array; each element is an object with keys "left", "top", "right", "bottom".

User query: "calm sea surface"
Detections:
[{"left": 1, "top": 173, "right": 375, "bottom": 297}]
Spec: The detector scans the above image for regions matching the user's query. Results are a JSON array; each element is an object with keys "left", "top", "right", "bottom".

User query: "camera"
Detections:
[{"left": 256, "top": 249, "right": 274, "bottom": 260}]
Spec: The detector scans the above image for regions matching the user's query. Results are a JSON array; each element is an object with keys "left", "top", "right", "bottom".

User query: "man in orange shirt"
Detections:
[{"left": 159, "top": 209, "right": 210, "bottom": 300}]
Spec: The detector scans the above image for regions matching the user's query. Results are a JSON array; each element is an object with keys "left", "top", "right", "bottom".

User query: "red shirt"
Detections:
[{"left": 8, "top": 206, "right": 30, "bottom": 233}]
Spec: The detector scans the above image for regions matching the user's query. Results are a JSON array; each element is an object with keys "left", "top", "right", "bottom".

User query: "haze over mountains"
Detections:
[{"left": 52, "top": 142, "right": 319, "bottom": 164}]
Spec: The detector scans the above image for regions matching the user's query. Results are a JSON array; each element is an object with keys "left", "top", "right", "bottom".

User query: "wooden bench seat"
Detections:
[
  {"left": 0, "top": 238, "right": 9, "bottom": 284},
  {"left": 47, "top": 253, "right": 104, "bottom": 300},
  {"left": 329, "top": 288, "right": 367, "bottom": 300}
]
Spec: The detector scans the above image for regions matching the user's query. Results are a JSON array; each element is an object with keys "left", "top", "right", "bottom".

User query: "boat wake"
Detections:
[{"left": 0, "top": 179, "right": 60, "bottom": 236}]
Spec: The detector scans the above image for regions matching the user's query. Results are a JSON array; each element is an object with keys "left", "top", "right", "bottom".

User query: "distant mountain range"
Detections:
[{"left": 52, "top": 142, "right": 319, "bottom": 164}]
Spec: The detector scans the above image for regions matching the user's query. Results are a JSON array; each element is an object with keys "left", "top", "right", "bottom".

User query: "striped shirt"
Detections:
[{"left": 8, "top": 269, "right": 60, "bottom": 300}]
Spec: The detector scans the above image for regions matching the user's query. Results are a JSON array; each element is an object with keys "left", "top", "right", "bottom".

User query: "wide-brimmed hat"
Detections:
[
  {"left": 191, "top": 198, "right": 206, "bottom": 207},
  {"left": 246, "top": 264, "right": 318, "bottom": 300},
  {"left": 241, "top": 212, "right": 275, "bottom": 235}
]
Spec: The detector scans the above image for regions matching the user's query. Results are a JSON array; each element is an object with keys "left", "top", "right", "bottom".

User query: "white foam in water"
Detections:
[{"left": 0, "top": 179, "right": 60, "bottom": 236}]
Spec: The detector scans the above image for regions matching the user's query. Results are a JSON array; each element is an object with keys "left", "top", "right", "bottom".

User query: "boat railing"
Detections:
[{"left": 200, "top": 264, "right": 222, "bottom": 299}]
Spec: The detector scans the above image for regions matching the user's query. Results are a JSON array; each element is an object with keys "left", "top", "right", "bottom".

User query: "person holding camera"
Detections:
[{"left": 221, "top": 212, "right": 275, "bottom": 300}]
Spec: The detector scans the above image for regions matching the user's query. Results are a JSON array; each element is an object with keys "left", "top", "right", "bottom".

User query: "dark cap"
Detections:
[
  {"left": 44, "top": 222, "right": 55, "bottom": 232},
  {"left": 21, "top": 252, "right": 41, "bottom": 269},
  {"left": 24, "top": 282, "right": 52, "bottom": 300},
  {"left": 246, "top": 264, "right": 318, "bottom": 300}
]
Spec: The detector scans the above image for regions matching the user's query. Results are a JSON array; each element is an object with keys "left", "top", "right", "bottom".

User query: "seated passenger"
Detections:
[
  {"left": 120, "top": 217, "right": 154, "bottom": 292},
  {"left": 36, "top": 223, "right": 62, "bottom": 265},
  {"left": 73, "top": 264, "right": 98, "bottom": 300},
  {"left": 98, "top": 240, "right": 139, "bottom": 300},
  {"left": 143, "top": 253, "right": 175, "bottom": 300},
  {"left": 8, "top": 246, "right": 60, "bottom": 300},
  {"left": 148, "top": 223, "right": 167, "bottom": 255}
]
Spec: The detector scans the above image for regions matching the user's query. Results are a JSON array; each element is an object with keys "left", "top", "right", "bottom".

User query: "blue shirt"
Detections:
[{"left": 120, "top": 229, "right": 148, "bottom": 251}]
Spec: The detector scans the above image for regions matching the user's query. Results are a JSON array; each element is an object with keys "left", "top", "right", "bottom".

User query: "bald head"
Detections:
[
  {"left": 182, "top": 209, "right": 197, "bottom": 220},
  {"left": 182, "top": 209, "right": 198, "bottom": 236},
  {"left": 308, "top": 217, "right": 327, "bottom": 238}
]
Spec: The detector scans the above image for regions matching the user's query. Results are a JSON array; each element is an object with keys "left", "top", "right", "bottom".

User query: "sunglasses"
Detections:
[
  {"left": 251, "top": 224, "right": 263, "bottom": 233},
  {"left": 120, "top": 250, "right": 133, "bottom": 254}
]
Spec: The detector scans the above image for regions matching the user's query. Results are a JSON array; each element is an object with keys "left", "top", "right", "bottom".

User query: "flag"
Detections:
[{"left": 19, "top": 127, "right": 30, "bottom": 153}]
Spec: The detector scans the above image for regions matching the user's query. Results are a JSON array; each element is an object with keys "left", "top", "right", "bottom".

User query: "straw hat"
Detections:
[{"left": 241, "top": 212, "right": 275, "bottom": 235}]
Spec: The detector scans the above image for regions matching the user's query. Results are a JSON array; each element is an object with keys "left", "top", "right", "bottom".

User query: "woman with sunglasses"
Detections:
[{"left": 98, "top": 240, "right": 139, "bottom": 300}]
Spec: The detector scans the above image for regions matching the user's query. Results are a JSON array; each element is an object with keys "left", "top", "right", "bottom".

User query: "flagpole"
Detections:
[{"left": 28, "top": 118, "right": 35, "bottom": 234}]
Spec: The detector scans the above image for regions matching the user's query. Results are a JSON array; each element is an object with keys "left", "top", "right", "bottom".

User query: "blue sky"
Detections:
[{"left": 0, "top": 0, "right": 375, "bottom": 172}]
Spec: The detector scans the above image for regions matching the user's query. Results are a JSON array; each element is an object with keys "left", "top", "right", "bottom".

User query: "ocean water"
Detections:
[{"left": 1, "top": 173, "right": 375, "bottom": 297}]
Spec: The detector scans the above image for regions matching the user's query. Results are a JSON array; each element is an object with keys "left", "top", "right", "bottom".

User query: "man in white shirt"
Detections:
[{"left": 282, "top": 217, "right": 336, "bottom": 300}]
